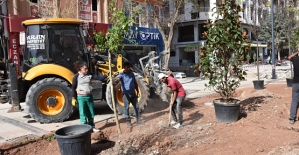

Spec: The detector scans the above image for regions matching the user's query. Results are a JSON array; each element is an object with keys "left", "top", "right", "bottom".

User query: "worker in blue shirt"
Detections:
[{"left": 114, "top": 62, "right": 143, "bottom": 126}]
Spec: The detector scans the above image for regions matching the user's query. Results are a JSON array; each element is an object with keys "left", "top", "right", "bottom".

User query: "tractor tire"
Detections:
[
  {"left": 26, "top": 78, "right": 74, "bottom": 123},
  {"left": 105, "top": 73, "right": 150, "bottom": 115}
]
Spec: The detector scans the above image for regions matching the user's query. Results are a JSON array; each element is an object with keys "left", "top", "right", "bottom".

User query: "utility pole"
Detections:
[{"left": 271, "top": 0, "right": 276, "bottom": 79}]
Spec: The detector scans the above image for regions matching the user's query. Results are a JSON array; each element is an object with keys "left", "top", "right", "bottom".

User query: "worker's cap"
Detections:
[{"left": 158, "top": 73, "right": 168, "bottom": 80}]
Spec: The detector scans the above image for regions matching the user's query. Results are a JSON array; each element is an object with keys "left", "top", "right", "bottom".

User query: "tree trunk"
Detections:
[
  {"left": 108, "top": 51, "right": 122, "bottom": 134},
  {"left": 278, "top": 49, "right": 281, "bottom": 60},
  {"left": 163, "top": 43, "right": 171, "bottom": 70},
  {"left": 256, "top": 42, "right": 260, "bottom": 81}
]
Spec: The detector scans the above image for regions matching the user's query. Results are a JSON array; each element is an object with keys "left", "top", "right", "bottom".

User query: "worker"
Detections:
[
  {"left": 114, "top": 62, "right": 143, "bottom": 126},
  {"left": 72, "top": 61, "right": 107, "bottom": 132},
  {"left": 158, "top": 73, "right": 186, "bottom": 129}
]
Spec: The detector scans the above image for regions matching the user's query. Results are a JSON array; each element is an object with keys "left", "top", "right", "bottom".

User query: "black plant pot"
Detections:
[
  {"left": 213, "top": 98, "right": 240, "bottom": 124},
  {"left": 253, "top": 80, "right": 264, "bottom": 90},
  {"left": 286, "top": 78, "right": 293, "bottom": 87}
]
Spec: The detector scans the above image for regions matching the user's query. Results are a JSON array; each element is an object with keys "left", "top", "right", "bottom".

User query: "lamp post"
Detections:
[{"left": 270, "top": 0, "right": 276, "bottom": 79}]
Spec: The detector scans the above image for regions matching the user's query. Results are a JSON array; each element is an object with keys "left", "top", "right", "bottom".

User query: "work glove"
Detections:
[{"left": 72, "top": 98, "right": 77, "bottom": 106}]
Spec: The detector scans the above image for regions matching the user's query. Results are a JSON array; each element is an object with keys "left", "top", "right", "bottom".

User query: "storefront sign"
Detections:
[
  {"left": 140, "top": 31, "right": 159, "bottom": 40},
  {"left": 121, "top": 26, "right": 163, "bottom": 53},
  {"left": 30, "top": 4, "right": 39, "bottom": 17},
  {"left": 79, "top": 0, "right": 91, "bottom": 21},
  {"left": 124, "top": 29, "right": 138, "bottom": 39},
  {"left": 27, "top": 35, "right": 45, "bottom": 50},
  {"left": 39, "top": 0, "right": 54, "bottom": 18},
  {"left": 92, "top": 11, "right": 98, "bottom": 22},
  {"left": 9, "top": 33, "right": 20, "bottom": 74},
  {"left": 124, "top": 29, "right": 160, "bottom": 41},
  {"left": 184, "top": 44, "right": 199, "bottom": 52}
]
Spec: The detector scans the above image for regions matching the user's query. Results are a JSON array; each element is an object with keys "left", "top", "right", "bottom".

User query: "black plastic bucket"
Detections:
[
  {"left": 54, "top": 124, "right": 92, "bottom": 155},
  {"left": 253, "top": 80, "right": 264, "bottom": 90},
  {"left": 286, "top": 78, "right": 293, "bottom": 87},
  {"left": 213, "top": 99, "right": 240, "bottom": 124}
]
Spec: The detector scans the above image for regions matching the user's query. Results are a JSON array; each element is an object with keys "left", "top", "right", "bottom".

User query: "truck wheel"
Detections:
[
  {"left": 106, "top": 73, "right": 149, "bottom": 115},
  {"left": 26, "top": 78, "right": 74, "bottom": 123}
]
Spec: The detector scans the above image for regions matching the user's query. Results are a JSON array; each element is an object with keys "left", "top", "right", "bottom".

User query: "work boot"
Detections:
[
  {"left": 170, "top": 120, "right": 177, "bottom": 125},
  {"left": 173, "top": 123, "right": 182, "bottom": 129},
  {"left": 126, "top": 121, "right": 132, "bottom": 126},
  {"left": 136, "top": 119, "right": 144, "bottom": 125},
  {"left": 290, "top": 119, "right": 295, "bottom": 124}
]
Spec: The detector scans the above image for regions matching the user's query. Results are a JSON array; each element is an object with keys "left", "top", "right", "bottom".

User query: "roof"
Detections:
[{"left": 22, "top": 18, "right": 84, "bottom": 26}]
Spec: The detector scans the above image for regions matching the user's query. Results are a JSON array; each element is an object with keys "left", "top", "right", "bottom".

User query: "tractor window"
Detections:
[
  {"left": 49, "top": 25, "right": 85, "bottom": 71},
  {"left": 25, "top": 25, "right": 47, "bottom": 66}
]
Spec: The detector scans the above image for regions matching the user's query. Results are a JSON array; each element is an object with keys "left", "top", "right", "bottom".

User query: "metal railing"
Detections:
[
  {"left": 169, "top": 63, "right": 195, "bottom": 67},
  {"left": 198, "top": 7, "right": 211, "bottom": 12}
]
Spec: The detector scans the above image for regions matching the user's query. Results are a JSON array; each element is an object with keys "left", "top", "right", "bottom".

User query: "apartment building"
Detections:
[
  {"left": 6, "top": 0, "right": 109, "bottom": 23},
  {"left": 169, "top": 0, "right": 297, "bottom": 75}
]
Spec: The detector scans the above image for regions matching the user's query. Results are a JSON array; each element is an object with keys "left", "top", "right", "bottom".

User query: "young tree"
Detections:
[
  {"left": 94, "top": 0, "right": 140, "bottom": 134},
  {"left": 247, "top": 0, "right": 265, "bottom": 81},
  {"left": 199, "top": 0, "right": 248, "bottom": 101}
]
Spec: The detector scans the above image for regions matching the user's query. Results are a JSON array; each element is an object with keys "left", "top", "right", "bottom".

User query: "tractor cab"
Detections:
[{"left": 21, "top": 18, "right": 87, "bottom": 73}]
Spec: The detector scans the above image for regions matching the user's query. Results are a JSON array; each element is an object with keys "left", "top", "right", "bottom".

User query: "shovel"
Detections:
[
  {"left": 168, "top": 94, "right": 173, "bottom": 127},
  {"left": 168, "top": 104, "right": 172, "bottom": 127}
]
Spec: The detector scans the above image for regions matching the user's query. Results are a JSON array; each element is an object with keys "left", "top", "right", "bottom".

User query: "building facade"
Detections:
[
  {"left": 169, "top": 0, "right": 297, "bottom": 76},
  {"left": 6, "top": 0, "right": 109, "bottom": 23}
]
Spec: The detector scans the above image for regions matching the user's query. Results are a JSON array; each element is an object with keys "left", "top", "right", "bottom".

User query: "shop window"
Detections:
[
  {"left": 178, "top": 25, "right": 194, "bottom": 42},
  {"left": 92, "top": 0, "right": 97, "bottom": 11}
]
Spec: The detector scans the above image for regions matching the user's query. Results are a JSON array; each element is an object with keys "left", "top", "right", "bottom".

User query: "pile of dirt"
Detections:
[{"left": 1, "top": 82, "right": 299, "bottom": 155}]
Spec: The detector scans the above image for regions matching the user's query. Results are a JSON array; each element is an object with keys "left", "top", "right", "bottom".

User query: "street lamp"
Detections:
[{"left": 270, "top": 0, "right": 276, "bottom": 79}]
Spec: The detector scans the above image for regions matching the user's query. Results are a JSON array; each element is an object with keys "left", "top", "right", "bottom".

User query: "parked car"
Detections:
[{"left": 172, "top": 72, "right": 187, "bottom": 79}]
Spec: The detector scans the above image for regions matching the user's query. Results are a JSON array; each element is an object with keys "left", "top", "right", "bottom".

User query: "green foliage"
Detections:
[
  {"left": 291, "top": 29, "right": 299, "bottom": 49},
  {"left": 288, "top": 4, "right": 299, "bottom": 50},
  {"left": 260, "top": 4, "right": 296, "bottom": 53},
  {"left": 198, "top": 0, "right": 248, "bottom": 101},
  {"left": 94, "top": 0, "right": 140, "bottom": 53},
  {"left": 41, "top": 134, "right": 56, "bottom": 142}
]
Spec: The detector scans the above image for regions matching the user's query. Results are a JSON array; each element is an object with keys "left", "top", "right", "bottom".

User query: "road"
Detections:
[{"left": 0, "top": 77, "right": 284, "bottom": 144}]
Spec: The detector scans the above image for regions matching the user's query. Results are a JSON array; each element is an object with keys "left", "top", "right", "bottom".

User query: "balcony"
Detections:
[
  {"left": 183, "top": 7, "right": 213, "bottom": 21},
  {"left": 198, "top": 7, "right": 211, "bottom": 12}
]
